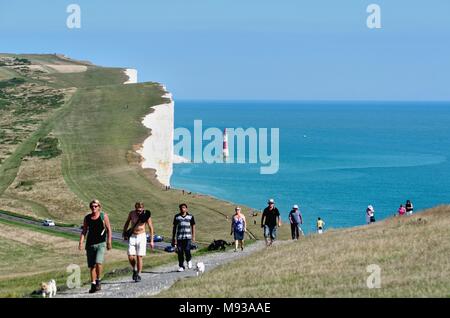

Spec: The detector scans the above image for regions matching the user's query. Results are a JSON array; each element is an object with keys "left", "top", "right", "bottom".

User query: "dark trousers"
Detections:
[
  {"left": 176, "top": 239, "right": 192, "bottom": 268},
  {"left": 290, "top": 223, "right": 303, "bottom": 239},
  {"left": 291, "top": 223, "right": 298, "bottom": 239}
]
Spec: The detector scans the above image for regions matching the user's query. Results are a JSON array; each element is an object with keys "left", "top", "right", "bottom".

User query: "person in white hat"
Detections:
[
  {"left": 288, "top": 204, "right": 304, "bottom": 240},
  {"left": 366, "top": 205, "right": 375, "bottom": 224},
  {"left": 261, "top": 199, "right": 281, "bottom": 246}
]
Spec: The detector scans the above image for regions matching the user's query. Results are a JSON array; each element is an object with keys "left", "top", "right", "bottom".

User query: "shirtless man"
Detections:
[{"left": 122, "top": 202, "right": 154, "bottom": 282}]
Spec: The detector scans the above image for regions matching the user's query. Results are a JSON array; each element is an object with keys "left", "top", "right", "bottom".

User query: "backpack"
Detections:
[{"left": 164, "top": 246, "right": 175, "bottom": 253}]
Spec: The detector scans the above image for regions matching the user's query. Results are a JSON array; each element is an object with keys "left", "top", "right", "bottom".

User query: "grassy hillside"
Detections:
[
  {"left": 158, "top": 206, "right": 450, "bottom": 297},
  {"left": 0, "top": 218, "right": 178, "bottom": 297},
  {"left": 0, "top": 53, "right": 286, "bottom": 242},
  {"left": 54, "top": 81, "right": 271, "bottom": 241}
]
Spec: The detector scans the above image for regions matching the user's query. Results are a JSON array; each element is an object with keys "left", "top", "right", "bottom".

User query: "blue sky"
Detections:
[{"left": 1, "top": 0, "right": 449, "bottom": 100}]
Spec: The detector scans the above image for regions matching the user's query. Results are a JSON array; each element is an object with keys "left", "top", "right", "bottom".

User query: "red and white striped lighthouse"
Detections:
[{"left": 223, "top": 128, "right": 229, "bottom": 158}]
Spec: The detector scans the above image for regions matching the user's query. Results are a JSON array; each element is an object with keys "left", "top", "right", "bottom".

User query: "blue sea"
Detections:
[{"left": 171, "top": 100, "right": 450, "bottom": 233}]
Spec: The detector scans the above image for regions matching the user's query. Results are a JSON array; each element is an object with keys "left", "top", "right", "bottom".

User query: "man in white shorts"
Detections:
[{"left": 122, "top": 202, "right": 154, "bottom": 282}]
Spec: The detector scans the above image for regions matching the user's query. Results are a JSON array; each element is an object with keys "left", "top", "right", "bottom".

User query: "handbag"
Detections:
[{"left": 124, "top": 210, "right": 151, "bottom": 239}]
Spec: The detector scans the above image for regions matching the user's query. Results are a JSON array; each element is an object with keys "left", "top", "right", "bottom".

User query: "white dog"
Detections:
[
  {"left": 195, "top": 262, "right": 205, "bottom": 276},
  {"left": 41, "top": 279, "right": 57, "bottom": 298}
]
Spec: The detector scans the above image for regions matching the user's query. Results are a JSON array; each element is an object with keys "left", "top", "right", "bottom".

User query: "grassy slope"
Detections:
[
  {"left": 0, "top": 219, "right": 177, "bottom": 298},
  {"left": 0, "top": 67, "right": 15, "bottom": 81},
  {"left": 0, "top": 53, "right": 290, "bottom": 297},
  {"left": 54, "top": 81, "right": 272, "bottom": 241},
  {"left": 1, "top": 53, "right": 285, "bottom": 240},
  {"left": 159, "top": 206, "right": 450, "bottom": 297}
]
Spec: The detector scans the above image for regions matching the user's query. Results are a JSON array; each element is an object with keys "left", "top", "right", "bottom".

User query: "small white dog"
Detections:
[
  {"left": 41, "top": 279, "right": 57, "bottom": 298},
  {"left": 195, "top": 262, "right": 205, "bottom": 276}
]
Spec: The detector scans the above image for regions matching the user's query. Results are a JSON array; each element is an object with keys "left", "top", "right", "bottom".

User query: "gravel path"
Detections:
[{"left": 57, "top": 240, "right": 267, "bottom": 298}]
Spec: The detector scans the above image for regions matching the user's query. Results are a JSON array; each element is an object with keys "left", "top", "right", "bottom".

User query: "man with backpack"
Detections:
[
  {"left": 79, "top": 199, "right": 112, "bottom": 294},
  {"left": 122, "top": 202, "right": 154, "bottom": 282}
]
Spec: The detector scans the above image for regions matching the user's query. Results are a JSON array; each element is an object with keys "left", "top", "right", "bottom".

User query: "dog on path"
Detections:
[
  {"left": 195, "top": 262, "right": 205, "bottom": 276},
  {"left": 41, "top": 279, "right": 57, "bottom": 298},
  {"left": 207, "top": 239, "right": 231, "bottom": 251}
]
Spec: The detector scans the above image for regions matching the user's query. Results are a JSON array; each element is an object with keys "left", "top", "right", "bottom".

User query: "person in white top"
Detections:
[{"left": 366, "top": 205, "right": 375, "bottom": 224}]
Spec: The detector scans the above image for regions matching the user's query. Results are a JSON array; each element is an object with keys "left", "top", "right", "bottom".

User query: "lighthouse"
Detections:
[{"left": 223, "top": 128, "right": 229, "bottom": 159}]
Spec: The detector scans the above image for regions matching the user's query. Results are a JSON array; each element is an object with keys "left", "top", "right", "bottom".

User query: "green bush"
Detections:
[
  {"left": 29, "top": 136, "right": 62, "bottom": 159},
  {"left": 0, "top": 77, "right": 26, "bottom": 89}
]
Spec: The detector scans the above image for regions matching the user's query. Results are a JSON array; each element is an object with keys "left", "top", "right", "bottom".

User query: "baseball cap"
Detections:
[
  {"left": 293, "top": 204, "right": 299, "bottom": 209},
  {"left": 268, "top": 199, "right": 275, "bottom": 204}
]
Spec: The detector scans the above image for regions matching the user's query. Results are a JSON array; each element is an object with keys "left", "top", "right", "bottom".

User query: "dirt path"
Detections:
[{"left": 57, "top": 240, "right": 267, "bottom": 298}]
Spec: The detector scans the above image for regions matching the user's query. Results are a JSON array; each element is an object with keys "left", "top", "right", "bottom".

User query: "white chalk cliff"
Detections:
[{"left": 123, "top": 69, "right": 174, "bottom": 187}]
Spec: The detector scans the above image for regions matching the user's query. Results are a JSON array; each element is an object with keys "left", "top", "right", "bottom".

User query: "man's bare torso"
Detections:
[{"left": 130, "top": 210, "right": 146, "bottom": 235}]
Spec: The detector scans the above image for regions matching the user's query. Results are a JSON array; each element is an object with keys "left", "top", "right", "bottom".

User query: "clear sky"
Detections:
[{"left": 1, "top": 0, "right": 449, "bottom": 101}]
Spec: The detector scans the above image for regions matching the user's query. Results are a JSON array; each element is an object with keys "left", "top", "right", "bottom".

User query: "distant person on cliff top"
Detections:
[
  {"left": 288, "top": 204, "right": 304, "bottom": 240},
  {"left": 405, "top": 200, "right": 414, "bottom": 215},
  {"left": 261, "top": 199, "right": 281, "bottom": 247},
  {"left": 366, "top": 205, "right": 375, "bottom": 224},
  {"left": 79, "top": 199, "right": 112, "bottom": 294},
  {"left": 230, "top": 206, "right": 247, "bottom": 251},
  {"left": 122, "top": 202, "right": 154, "bottom": 283},
  {"left": 317, "top": 217, "right": 325, "bottom": 234},
  {"left": 398, "top": 204, "right": 406, "bottom": 216},
  {"left": 172, "top": 203, "right": 196, "bottom": 272}
]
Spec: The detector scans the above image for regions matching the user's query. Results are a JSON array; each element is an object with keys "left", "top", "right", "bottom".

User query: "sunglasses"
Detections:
[{"left": 91, "top": 205, "right": 99, "bottom": 208}]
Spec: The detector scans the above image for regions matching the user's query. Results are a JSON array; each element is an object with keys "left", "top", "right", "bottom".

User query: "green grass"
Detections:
[
  {"left": 0, "top": 53, "right": 281, "bottom": 242},
  {"left": 48, "top": 67, "right": 128, "bottom": 89},
  {"left": 29, "top": 136, "right": 62, "bottom": 159},
  {"left": 54, "top": 81, "right": 273, "bottom": 241},
  {"left": 0, "top": 77, "right": 25, "bottom": 89},
  {"left": 0, "top": 216, "right": 124, "bottom": 246},
  {"left": 0, "top": 67, "right": 19, "bottom": 81},
  {"left": 159, "top": 206, "right": 450, "bottom": 298},
  {"left": 0, "top": 216, "right": 177, "bottom": 298},
  {"left": 0, "top": 209, "right": 76, "bottom": 227},
  {"left": 0, "top": 96, "right": 74, "bottom": 195}
]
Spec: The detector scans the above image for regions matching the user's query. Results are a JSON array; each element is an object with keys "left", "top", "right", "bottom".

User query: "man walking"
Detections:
[
  {"left": 288, "top": 204, "right": 304, "bottom": 240},
  {"left": 261, "top": 199, "right": 281, "bottom": 246},
  {"left": 123, "top": 202, "right": 154, "bottom": 282},
  {"left": 317, "top": 217, "right": 325, "bottom": 234},
  {"left": 172, "top": 203, "right": 196, "bottom": 272},
  {"left": 79, "top": 199, "right": 112, "bottom": 294}
]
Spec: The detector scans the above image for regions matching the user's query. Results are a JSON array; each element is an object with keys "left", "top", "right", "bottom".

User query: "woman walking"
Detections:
[{"left": 230, "top": 206, "right": 247, "bottom": 251}]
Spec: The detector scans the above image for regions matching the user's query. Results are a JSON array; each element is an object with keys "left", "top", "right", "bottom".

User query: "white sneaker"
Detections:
[
  {"left": 187, "top": 261, "right": 193, "bottom": 269},
  {"left": 177, "top": 267, "right": 185, "bottom": 272}
]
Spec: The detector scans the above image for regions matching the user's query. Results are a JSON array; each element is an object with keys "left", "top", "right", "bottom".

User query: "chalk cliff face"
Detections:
[
  {"left": 137, "top": 89, "right": 174, "bottom": 187},
  {"left": 123, "top": 69, "right": 174, "bottom": 187},
  {"left": 123, "top": 68, "right": 138, "bottom": 84}
]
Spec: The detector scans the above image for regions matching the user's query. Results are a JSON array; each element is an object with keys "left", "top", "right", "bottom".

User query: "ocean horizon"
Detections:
[{"left": 171, "top": 100, "right": 450, "bottom": 234}]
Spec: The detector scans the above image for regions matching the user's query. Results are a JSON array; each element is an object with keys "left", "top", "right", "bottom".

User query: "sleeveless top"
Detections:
[
  {"left": 233, "top": 216, "right": 245, "bottom": 232},
  {"left": 85, "top": 212, "right": 106, "bottom": 246}
]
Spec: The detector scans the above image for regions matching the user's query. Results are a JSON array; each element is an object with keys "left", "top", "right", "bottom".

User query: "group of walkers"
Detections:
[
  {"left": 78, "top": 197, "right": 413, "bottom": 294},
  {"left": 366, "top": 200, "right": 414, "bottom": 224},
  {"left": 397, "top": 200, "right": 414, "bottom": 216},
  {"left": 261, "top": 198, "right": 325, "bottom": 245},
  {"left": 79, "top": 200, "right": 196, "bottom": 294}
]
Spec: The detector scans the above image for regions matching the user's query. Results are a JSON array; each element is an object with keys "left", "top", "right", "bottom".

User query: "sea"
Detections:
[{"left": 171, "top": 100, "right": 450, "bottom": 234}]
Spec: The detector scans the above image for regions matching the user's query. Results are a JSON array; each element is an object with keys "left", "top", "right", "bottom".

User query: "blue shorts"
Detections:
[{"left": 264, "top": 225, "right": 277, "bottom": 240}]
